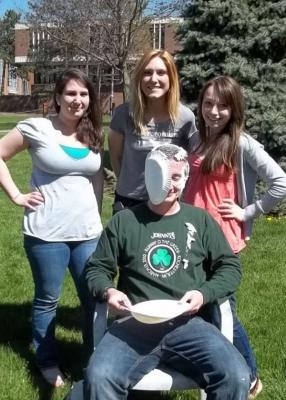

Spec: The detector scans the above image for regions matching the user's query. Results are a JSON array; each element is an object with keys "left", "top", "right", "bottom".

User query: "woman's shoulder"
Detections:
[
  {"left": 17, "top": 117, "right": 53, "bottom": 136},
  {"left": 18, "top": 116, "right": 50, "bottom": 126},
  {"left": 239, "top": 132, "right": 263, "bottom": 151}
]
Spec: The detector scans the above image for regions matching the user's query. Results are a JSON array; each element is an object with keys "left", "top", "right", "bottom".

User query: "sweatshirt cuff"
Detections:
[
  {"left": 197, "top": 286, "right": 213, "bottom": 304},
  {"left": 242, "top": 202, "right": 263, "bottom": 221},
  {"left": 96, "top": 285, "right": 113, "bottom": 301}
]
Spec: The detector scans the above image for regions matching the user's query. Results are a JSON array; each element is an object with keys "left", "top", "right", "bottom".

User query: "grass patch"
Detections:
[
  {"left": 0, "top": 114, "right": 285, "bottom": 399},
  {"left": 0, "top": 114, "right": 39, "bottom": 131}
]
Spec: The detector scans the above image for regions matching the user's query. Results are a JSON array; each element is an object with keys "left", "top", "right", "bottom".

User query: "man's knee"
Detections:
[
  {"left": 85, "top": 356, "right": 106, "bottom": 387},
  {"left": 228, "top": 356, "right": 250, "bottom": 392},
  {"left": 85, "top": 352, "right": 123, "bottom": 387}
]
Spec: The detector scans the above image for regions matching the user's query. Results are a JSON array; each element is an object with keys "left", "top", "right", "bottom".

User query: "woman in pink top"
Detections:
[{"left": 184, "top": 76, "right": 286, "bottom": 399}]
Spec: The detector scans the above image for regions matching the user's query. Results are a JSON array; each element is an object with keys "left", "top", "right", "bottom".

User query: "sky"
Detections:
[
  {"left": 0, "top": 0, "right": 179, "bottom": 18},
  {"left": 0, "top": 0, "right": 28, "bottom": 17}
]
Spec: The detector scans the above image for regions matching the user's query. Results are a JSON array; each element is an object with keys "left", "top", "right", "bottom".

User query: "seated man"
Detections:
[{"left": 84, "top": 144, "right": 250, "bottom": 400}]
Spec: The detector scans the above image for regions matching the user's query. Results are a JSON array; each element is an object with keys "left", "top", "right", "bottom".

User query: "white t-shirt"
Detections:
[{"left": 17, "top": 117, "right": 103, "bottom": 241}]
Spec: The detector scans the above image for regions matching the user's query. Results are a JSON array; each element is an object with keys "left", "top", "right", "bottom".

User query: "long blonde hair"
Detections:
[
  {"left": 197, "top": 76, "right": 245, "bottom": 173},
  {"left": 130, "top": 49, "right": 180, "bottom": 136}
]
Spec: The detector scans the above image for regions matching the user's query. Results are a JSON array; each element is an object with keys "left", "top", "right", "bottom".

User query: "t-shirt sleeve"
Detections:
[
  {"left": 85, "top": 215, "right": 121, "bottom": 299},
  {"left": 198, "top": 213, "right": 241, "bottom": 303},
  {"left": 16, "top": 118, "right": 42, "bottom": 145},
  {"left": 109, "top": 103, "right": 130, "bottom": 135},
  {"left": 176, "top": 105, "right": 197, "bottom": 151}
]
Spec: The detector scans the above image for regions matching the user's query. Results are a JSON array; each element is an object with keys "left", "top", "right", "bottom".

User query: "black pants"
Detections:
[{"left": 112, "top": 192, "right": 144, "bottom": 214}]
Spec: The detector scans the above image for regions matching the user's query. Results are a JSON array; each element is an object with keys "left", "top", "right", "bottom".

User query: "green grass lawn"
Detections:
[
  {"left": 0, "top": 115, "right": 285, "bottom": 399},
  {"left": 0, "top": 114, "right": 39, "bottom": 131}
]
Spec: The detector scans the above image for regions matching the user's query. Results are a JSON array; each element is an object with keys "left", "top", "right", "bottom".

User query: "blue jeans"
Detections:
[
  {"left": 210, "top": 295, "right": 257, "bottom": 383},
  {"left": 85, "top": 315, "right": 250, "bottom": 400},
  {"left": 24, "top": 235, "right": 98, "bottom": 368}
]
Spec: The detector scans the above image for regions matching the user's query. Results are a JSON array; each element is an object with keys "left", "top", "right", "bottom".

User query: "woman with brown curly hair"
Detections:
[{"left": 0, "top": 68, "right": 104, "bottom": 387}]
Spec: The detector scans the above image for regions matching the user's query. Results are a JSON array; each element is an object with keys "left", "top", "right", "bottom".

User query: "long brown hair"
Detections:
[
  {"left": 130, "top": 49, "right": 180, "bottom": 136},
  {"left": 53, "top": 69, "right": 103, "bottom": 149},
  {"left": 197, "top": 76, "right": 244, "bottom": 173}
]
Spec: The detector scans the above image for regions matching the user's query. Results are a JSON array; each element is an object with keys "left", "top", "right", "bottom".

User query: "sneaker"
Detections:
[
  {"left": 249, "top": 377, "right": 263, "bottom": 399},
  {"left": 40, "top": 366, "right": 65, "bottom": 387}
]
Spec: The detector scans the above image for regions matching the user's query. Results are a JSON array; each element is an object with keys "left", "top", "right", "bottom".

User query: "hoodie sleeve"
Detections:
[
  {"left": 85, "top": 216, "right": 121, "bottom": 300},
  {"left": 198, "top": 213, "right": 242, "bottom": 304}
]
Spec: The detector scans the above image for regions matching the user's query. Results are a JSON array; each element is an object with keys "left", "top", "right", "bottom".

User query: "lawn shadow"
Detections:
[{"left": 0, "top": 302, "right": 88, "bottom": 400}]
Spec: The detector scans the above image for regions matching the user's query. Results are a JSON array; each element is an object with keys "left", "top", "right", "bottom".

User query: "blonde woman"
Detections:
[{"left": 108, "top": 49, "right": 196, "bottom": 211}]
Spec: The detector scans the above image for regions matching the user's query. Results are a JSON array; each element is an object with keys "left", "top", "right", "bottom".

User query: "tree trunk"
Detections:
[{"left": 122, "top": 62, "right": 131, "bottom": 102}]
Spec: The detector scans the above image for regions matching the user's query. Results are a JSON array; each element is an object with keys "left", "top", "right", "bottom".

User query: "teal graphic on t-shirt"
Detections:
[{"left": 60, "top": 144, "right": 90, "bottom": 159}]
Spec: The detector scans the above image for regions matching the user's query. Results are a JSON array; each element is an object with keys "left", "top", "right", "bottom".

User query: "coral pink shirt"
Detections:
[{"left": 184, "top": 154, "right": 246, "bottom": 253}]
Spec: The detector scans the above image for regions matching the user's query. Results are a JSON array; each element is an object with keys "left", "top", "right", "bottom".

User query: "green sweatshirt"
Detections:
[{"left": 86, "top": 203, "right": 241, "bottom": 305}]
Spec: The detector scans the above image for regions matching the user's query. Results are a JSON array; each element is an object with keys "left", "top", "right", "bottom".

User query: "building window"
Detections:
[
  {"left": 8, "top": 65, "right": 17, "bottom": 94},
  {"left": 151, "top": 22, "right": 165, "bottom": 49}
]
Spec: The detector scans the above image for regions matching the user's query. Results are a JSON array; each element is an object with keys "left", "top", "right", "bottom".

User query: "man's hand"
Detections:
[
  {"left": 106, "top": 288, "right": 132, "bottom": 315},
  {"left": 217, "top": 198, "right": 245, "bottom": 221},
  {"left": 179, "top": 290, "right": 204, "bottom": 314}
]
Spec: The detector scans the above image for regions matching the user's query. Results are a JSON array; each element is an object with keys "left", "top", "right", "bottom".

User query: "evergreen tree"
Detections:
[{"left": 176, "top": 0, "right": 286, "bottom": 162}]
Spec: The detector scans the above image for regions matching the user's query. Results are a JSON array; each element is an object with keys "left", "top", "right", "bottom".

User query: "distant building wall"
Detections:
[
  {"left": 15, "top": 24, "right": 30, "bottom": 63},
  {"left": 164, "top": 23, "right": 182, "bottom": 53},
  {"left": 0, "top": 91, "right": 123, "bottom": 114},
  {"left": 13, "top": 18, "right": 183, "bottom": 105},
  {"left": 0, "top": 95, "right": 46, "bottom": 112}
]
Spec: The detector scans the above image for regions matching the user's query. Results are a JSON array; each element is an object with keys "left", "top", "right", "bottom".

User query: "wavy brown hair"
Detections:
[
  {"left": 197, "top": 76, "right": 245, "bottom": 174},
  {"left": 53, "top": 68, "right": 103, "bottom": 149},
  {"left": 130, "top": 49, "right": 180, "bottom": 136}
]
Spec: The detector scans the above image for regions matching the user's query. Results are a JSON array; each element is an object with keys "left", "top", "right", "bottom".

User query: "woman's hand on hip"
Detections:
[
  {"left": 12, "top": 191, "right": 44, "bottom": 210},
  {"left": 217, "top": 198, "right": 245, "bottom": 221}
]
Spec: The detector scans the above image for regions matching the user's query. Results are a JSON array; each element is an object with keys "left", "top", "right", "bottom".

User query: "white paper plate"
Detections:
[{"left": 130, "top": 299, "right": 189, "bottom": 324}]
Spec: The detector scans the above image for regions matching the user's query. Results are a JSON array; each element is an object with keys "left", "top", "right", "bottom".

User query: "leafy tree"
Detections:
[
  {"left": 27, "top": 0, "right": 148, "bottom": 99},
  {"left": 176, "top": 0, "right": 286, "bottom": 162},
  {"left": 27, "top": 0, "right": 185, "bottom": 100},
  {"left": 0, "top": 10, "right": 21, "bottom": 94}
]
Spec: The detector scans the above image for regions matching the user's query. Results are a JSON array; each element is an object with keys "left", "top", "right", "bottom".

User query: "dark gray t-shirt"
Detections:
[{"left": 110, "top": 102, "right": 196, "bottom": 200}]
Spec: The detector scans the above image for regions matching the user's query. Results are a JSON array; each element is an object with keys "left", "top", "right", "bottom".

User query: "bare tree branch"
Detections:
[{"left": 26, "top": 0, "right": 185, "bottom": 99}]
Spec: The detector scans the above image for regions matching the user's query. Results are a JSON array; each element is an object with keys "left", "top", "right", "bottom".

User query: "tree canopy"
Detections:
[
  {"left": 0, "top": 10, "right": 21, "bottom": 94},
  {"left": 177, "top": 0, "right": 286, "bottom": 162},
  {"left": 0, "top": 9, "right": 21, "bottom": 63}
]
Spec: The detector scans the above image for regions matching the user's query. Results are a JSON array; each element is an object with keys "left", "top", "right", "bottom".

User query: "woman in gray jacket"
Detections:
[{"left": 184, "top": 75, "right": 286, "bottom": 399}]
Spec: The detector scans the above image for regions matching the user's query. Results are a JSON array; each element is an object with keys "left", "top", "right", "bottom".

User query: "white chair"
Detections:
[{"left": 93, "top": 300, "right": 233, "bottom": 400}]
